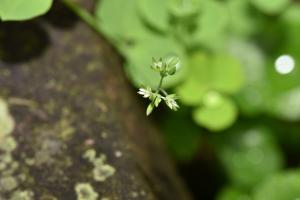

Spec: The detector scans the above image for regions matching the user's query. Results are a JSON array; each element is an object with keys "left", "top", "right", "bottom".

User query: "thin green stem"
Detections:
[
  {"left": 61, "top": 0, "right": 102, "bottom": 34},
  {"left": 159, "top": 89, "right": 168, "bottom": 96},
  {"left": 151, "top": 76, "right": 164, "bottom": 104},
  {"left": 156, "top": 76, "right": 164, "bottom": 92}
]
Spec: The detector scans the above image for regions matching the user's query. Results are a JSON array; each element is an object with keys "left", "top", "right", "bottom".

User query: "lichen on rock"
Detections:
[
  {"left": 75, "top": 183, "right": 99, "bottom": 200},
  {"left": 0, "top": 98, "right": 32, "bottom": 198},
  {"left": 0, "top": 136, "right": 17, "bottom": 152},
  {"left": 83, "top": 149, "right": 116, "bottom": 182},
  {"left": 0, "top": 176, "right": 18, "bottom": 192},
  {"left": 0, "top": 98, "right": 15, "bottom": 141},
  {"left": 10, "top": 190, "right": 34, "bottom": 200},
  {"left": 0, "top": 98, "right": 19, "bottom": 195}
]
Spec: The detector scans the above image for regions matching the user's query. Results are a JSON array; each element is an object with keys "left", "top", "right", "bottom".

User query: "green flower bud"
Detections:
[
  {"left": 146, "top": 102, "right": 155, "bottom": 116},
  {"left": 166, "top": 56, "right": 179, "bottom": 75},
  {"left": 151, "top": 57, "right": 164, "bottom": 72}
]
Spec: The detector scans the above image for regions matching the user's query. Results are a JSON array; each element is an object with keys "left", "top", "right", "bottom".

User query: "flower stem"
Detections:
[
  {"left": 61, "top": 0, "right": 102, "bottom": 34},
  {"left": 159, "top": 89, "right": 168, "bottom": 96},
  {"left": 156, "top": 76, "right": 164, "bottom": 92}
]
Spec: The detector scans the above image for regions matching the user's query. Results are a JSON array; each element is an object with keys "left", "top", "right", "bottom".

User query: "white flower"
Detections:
[
  {"left": 137, "top": 87, "right": 152, "bottom": 98},
  {"left": 163, "top": 94, "right": 179, "bottom": 111}
]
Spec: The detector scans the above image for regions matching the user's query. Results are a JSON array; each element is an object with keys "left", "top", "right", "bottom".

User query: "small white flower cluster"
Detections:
[
  {"left": 138, "top": 88, "right": 179, "bottom": 114},
  {"left": 164, "top": 94, "right": 180, "bottom": 111},
  {"left": 137, "top": 87, "right": 152, "bottom": 98},
  {"left": 137, "top": 56, "right": 180, "bottom": 116}
]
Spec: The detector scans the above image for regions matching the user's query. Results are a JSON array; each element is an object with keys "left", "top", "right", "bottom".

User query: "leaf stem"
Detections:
[{"left": 61, "top": 0, "right": 101, "bottom": 34}]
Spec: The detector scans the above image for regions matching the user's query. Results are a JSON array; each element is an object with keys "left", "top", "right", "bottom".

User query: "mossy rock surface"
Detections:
[{"left": 0, "top": 1, "right": 191, "bottom": 200}]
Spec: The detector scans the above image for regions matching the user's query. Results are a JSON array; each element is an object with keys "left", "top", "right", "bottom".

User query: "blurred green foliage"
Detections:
[
  {"left": 0, "top": 0, "right": 53, "bottom": 21},
  {"left": 218, "top": 170, "right": 300, "bottom": 200},
  {"left": 216, "top": 126, "right": 283, "bottom": 189},
  {"left": 95, "top": 0, "right": 300, "bottom": 198},
  {"left": 2, "top": 0, "right": 300, "bottom": 199}
]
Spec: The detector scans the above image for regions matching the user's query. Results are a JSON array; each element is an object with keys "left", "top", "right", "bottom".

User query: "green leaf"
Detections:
[
  {"left": 226, "top": 0, "right": 255, "bottom": 36},
  {"left": 262, "top": 57, "right": 300, "bottom": 120},
  {"left": 192, "top": 93, "right": 237, "bottom": 131},
  {"left": 281, "top": 5, "right": 300, "bottom": 25},
  {"left": 0, "top": 0, "right": 53, "bottom": 21},
  {"left": 125, "top": 33, "right": 186, "bottom": 88},
  {"left": 193, "top": 0, "right": 229, "bottom": 50},
  {"left": 217, "top": 126, "right": 284, "bottom": 190},
  {"left": 250, "top": 0, "right": 291, "bottom": 14},
  {"left": 176, "top": 78, "right": 208, "bottom": 106},
  {"left": 211, "top": 55, "right": 245, "bottom": 93},
  {"left": 176, "top": 53, "right": 209, "bottom": 105},
  {"left": 229, "top": 39, "right": 267, "bottom": 116},
  {"left": 176, "top": 52, "right": 244, "bottom": 106},
  {"left": 95, "top": 0, "right": 147, "bottom": 46},
  {"left": 271, "top": 87, "right": 300, "bottom": 121},
  {"left": 137, "top": 0, "right": 169, "bottom": 32},
  {"left": 168, "top": 0, "right": 200, "bottom": 18},
  {"left": 253, "top": 170, "right": 300, "bottom": 200}
]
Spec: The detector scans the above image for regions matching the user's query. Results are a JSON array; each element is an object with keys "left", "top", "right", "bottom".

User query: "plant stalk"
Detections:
[{"left": 61, "top": 0, "right": 102, "bottom": 34}]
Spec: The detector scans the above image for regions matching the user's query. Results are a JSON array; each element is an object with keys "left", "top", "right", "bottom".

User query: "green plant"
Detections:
[
  {"left": 138, "top": 57, "right": 180, "bottom": 115},
  {"left": 3, "top": 1, "right": 300, "bottom": 199},
  {"left": 253, "top": 170, "right": 300, "bottom": 200},
  {"left": 0, "top": 0, "right": 53, "bottom": 21},
  {"left": 95, "top": 0, "right": 247, "bottom": 131}
]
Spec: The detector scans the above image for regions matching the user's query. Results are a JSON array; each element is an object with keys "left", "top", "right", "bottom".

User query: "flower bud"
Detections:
[
  {"left": 166, "top": 56, "right": 179, "bottom": 75},
  {"left": 151, "top": 57, "right": 164, "bottom": 72}
]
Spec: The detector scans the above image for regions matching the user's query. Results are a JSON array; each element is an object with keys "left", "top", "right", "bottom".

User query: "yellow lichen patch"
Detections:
[
  {"left": 0, "top": 98, "right": 15, "bottom": 141},
  {"left": 57, "top": 108, "right": 75, "bottom": 140},
  {"left": 0, "top": 136, "right": 18, "bottom": 152},
  {"left": 75, "top": 183, "right": 99, "bottom": 200},
  {"left": 40, "top": 194, "right": 58, "bottom": 200},
  {"left": 0, "top": 176, "right": 18, "bottom": 191},
  {"left": 83, "top": 149, "right": 116, "bottom": 182},
  {"left": 0, "top": 98, "right": 24, "bottom": 195},
  {"left": 10, "top": 190, "right": 34, "bottom": 200},
  {"left": 92, "top": 158, "right": 115, "bottom": 182}
]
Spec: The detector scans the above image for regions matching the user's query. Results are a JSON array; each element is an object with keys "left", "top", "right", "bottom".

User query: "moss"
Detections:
[
  {"left": 83, "top": 149, "right": 116, "bottom": 182},
  {"left": 25, "top": 158, "right": 35, "bottom": 166},
  {"left": 83, "top": 149, "right": 96, "bottom": 163},
  {"left": 0, "top": 98, "right": 26, "bottom": 197},
  {"left": 0, "top": 162, "right": 6, "bottom": 171},
  {"left": 93, "top": 158, "right": 115, "bottom": 182},
  {"left": 57, "top": 108, "right": 75, "bottom": 140},
  {"left": 0, "top": 136, "right": 18, "bottom": 152},
  {"left": 10, "top": 190, "right": 34, "bottom": 200},
  {"left": 0, "top": 176, "right": 18, "bottom": 192},
  {"left": 32, "top": 137, "right": 64, "bottom": 166},
  {"left": 0, "top": 98, "right": 15, "bottom": 140},
  {"left": 40, "top": 194, "right": 58, "bottom": 200},
  {"left": 0, "top": 153, "right": 12, "bottom": 164},
  {"left": 75, "top": 183, "right": 99, "bottom": 200}
]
